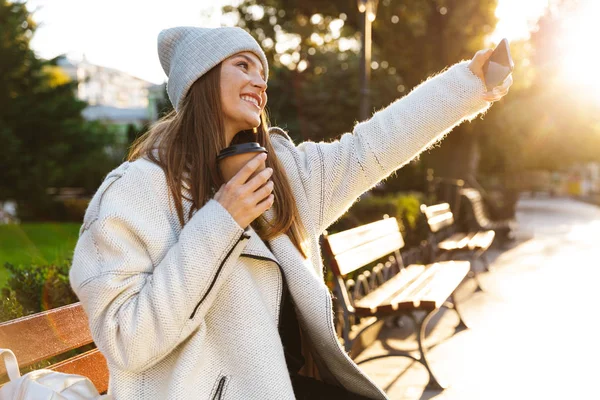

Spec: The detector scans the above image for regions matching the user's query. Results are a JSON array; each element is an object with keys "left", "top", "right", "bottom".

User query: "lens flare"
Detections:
[{"left": 558, "top": 1, "right": 600, "bottom": 103}]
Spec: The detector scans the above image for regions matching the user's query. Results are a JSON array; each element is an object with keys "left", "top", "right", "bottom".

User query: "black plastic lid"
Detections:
[{"left": 217, "top": 142, "right": 268, "bottom": 161}]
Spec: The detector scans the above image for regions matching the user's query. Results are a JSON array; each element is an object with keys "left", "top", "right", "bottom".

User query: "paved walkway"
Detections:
[{"left": 357, "top": 196, "right": 600, "bottom": 399}]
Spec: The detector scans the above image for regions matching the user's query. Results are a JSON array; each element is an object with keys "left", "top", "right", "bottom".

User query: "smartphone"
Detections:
[{"left": 482, "top": 38, "right": 514, "bottom": 91}]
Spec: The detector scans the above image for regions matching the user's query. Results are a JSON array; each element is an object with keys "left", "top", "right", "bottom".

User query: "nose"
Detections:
[{"left": 252, "top": 75, "right": 267, "bottom": 92}]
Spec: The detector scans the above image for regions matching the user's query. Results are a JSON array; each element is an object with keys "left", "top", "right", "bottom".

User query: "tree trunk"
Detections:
[{"left": 424, "top": 126, "right": 479, "bottom": 180}]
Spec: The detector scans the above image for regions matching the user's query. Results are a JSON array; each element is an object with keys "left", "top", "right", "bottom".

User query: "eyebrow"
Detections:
[{"left": 234, "top": 54, "right": 265, "bottom": 79}]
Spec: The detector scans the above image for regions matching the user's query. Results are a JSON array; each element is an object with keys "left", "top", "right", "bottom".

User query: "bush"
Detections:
[
  {"left": 3, "top": 260, "right": 79, "bottom": 315},
  {"left": 62, "top": 198, "right": 90, "bottom": 222},
  {"left": 328, "top": 192, "right": 428, "bottom": 247},
  {"left": 18, "top": 197, "right": 90, "bottom": 223},
  {"left": 0, "top": 288, "right": 24, "bottom": 323}
]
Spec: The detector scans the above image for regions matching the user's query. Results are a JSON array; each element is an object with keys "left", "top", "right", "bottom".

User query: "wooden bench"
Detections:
[
  {"left": 321, "top": 216, "right": 471, "bottom": 390},
  {"left": 420, "top": 202, "right": 495, "bottom": 279},
  {"left": 460, "top": 188, "right": 516, "bottom": 244},
  {"left": 0, "top": 302, "right": 108, "bottom": 394}
]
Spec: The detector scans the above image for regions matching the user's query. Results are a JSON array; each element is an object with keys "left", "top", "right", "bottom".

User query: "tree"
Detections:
[
  {"left": 225, "top": 0, "right": 498, "bottom": 188},
  {"left": 478, "top": 0, "right": 600, "bottom": 179},
  {"left": 0, "top": 1, "right": 119, "bottom": 220}
]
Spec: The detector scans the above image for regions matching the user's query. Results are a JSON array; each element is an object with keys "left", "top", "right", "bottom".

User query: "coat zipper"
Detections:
[
  {"left": 233, "top": 251, "right": 381, "bottom": 397},
  {"left": 212, "top": 375, "right": 227, "bottom": 400},
  {"left": 239, "top": 253, "right": 286, "bottom": 328},
  {"left": 189, "top": 231, "right": 250, "bottom": 319},
  {"left": 323, "top": 292, "right": 386, "bottom": 399},
  {"left": 245, "top": 254, "right": 380, "bottom": 396}
]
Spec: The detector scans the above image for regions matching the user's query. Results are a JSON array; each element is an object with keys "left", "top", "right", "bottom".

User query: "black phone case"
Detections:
[{"left": 482, "top": 39, "right": 514, "bottom": 91}]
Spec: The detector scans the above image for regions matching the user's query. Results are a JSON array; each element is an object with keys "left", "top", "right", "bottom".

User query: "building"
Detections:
[{"left": 56, "top": 55, "right": 162, "bottom": 131}]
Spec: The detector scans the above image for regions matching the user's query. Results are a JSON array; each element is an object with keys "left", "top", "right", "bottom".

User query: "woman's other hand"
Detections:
[{"left": 468, "top": 49, "right": 513, "bottom": 102}]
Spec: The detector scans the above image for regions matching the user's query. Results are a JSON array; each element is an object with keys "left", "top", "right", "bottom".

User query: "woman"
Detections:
[{"left": 70, "top": 26, "right": 511, "bottom": 400}]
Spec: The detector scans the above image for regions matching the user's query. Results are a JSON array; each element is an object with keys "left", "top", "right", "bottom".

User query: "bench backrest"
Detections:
[
  {"left": 322, "top": 216, "right": 408, "bottom": 310},
  {"left": 323, "top": 217, "right": 404, "bottom": 277},
  {"left": 0, "top": 302, "right": 109, "bottom": 393},
  {"left": 460, "top": 188, "right": 491, "bottom": 226},
  {"left": 420, "top": 203, "right": 454, "bottom": 233}
]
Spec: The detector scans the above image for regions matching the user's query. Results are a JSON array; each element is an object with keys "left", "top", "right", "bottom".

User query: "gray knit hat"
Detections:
[{"left": 157, "top": 26, "right": 269, "bottom": 112}]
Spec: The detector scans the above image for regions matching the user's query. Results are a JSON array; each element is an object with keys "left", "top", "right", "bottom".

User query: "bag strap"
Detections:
[{"left": 0, "top": 348, "right": 22, "bottom": 381}]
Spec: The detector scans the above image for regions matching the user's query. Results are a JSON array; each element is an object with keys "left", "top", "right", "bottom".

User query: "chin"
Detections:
[{"left": 244, "top": 117, "right": 261, "bottom": 129}]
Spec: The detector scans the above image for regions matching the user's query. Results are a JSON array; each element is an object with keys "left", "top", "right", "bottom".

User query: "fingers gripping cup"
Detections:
[{"left": 217, "top": 142, "right": 268, "bottom": 183}]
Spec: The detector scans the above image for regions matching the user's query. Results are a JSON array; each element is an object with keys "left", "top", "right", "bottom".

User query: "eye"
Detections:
[{"left": 237, "top": 61, "right": 249, "bottom": 70}]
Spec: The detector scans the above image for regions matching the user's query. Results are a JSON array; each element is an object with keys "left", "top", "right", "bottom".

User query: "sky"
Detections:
[{"left": 26, "top": 0, "right": 549, "bottom": 85}]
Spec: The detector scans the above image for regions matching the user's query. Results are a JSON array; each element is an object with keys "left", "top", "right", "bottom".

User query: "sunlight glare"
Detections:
[
  {"left": 490, "top": 0, "right": 549, "bottom": 44},
  {"left": 559, "top": 1, "right": 600, "bottom": 102}
]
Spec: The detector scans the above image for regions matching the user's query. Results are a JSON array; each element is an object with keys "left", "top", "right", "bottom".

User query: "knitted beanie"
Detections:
[{"left": 157, "top": 26, "right": 269, "bottom": 112}]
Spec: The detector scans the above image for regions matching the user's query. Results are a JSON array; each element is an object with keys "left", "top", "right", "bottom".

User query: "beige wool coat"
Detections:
[{"left": 69, "top": 61, "right": 491, "bottom": 400}]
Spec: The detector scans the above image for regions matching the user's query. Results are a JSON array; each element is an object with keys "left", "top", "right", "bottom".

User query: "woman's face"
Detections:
[{"left": 220, "top": 51, "right": 268, "bottom": 145}]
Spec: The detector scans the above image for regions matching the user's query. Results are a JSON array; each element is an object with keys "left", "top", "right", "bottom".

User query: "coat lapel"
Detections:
[
  {"left": 243, "top": 211, "right": 387, "bottom": 399},
  {"left": 240, "top": 225, "right": 278, "bottom": 263},
  {"left": 267, "top": 231, "right": 331, "bottom": 325},
  {"left": 242, "top": 209, "right": 331, "bottom": 326}
]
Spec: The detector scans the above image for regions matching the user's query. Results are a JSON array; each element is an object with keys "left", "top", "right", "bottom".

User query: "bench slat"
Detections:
[
  {"left": 355, "top": 261, "right": 470, "bottom": 314},
  {"left": 461, "top": 189, "right": 492, "bottom": 226},
  {"left": 50, "top": 349, "right": 109, "bottom": 394},
  {"left": 0, "top": 303, "right": 93, "bottom": 373},
  {"left": 326, "top": 218, "right": 402, "bottom": 255},
  {"left": 334, "top": 232, "right": 404, "bottom": 276},
  {"left": 421, "top": 203, "right": 450, "bottom": 216},
  {"left": 353, "top": 265, "right": 425, "bottom": 310},
  {"left": 421, "top": 203, "right": 454, "bottom": 233},
  {"left": 427, "top": 212, "right": 454, "bottom": 233},
  {"left": 413, "top": 261, "right": 470, "bottom": 308},
  {"left": 468, "top": 230, "right": 495, "bottom": 250},
  {"left": 386, "top": 263, "right": 443, "bottom": 307},
  {"left": 438, "top": 232, "right": 476, "bottom": 251}
]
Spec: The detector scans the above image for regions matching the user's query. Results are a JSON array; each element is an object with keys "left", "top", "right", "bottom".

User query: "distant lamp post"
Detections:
[{"left": 357, "top": 0, "right": 378, "bottom": 121}]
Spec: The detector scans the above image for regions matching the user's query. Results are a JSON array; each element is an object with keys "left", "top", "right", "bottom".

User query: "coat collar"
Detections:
[
  {"left": 240, "top": 208, "right": 279, "bottom": 263},
  {"left": 240, "top": 209, "right": 322, "bottom": 291},
  {"left": 240, "top": 225, "right": 278, "bottom": 263}
]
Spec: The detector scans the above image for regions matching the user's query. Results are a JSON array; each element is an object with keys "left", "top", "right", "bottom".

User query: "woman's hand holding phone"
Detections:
[{"left": 468, "top": 47, "right": 513, "bottom": 102}]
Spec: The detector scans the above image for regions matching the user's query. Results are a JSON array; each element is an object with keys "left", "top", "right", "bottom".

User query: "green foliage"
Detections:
[
  {"left": 0, "top": 288, "right": 24, "bottom": 323},
  {"left": 327, "top": 192, "right": 427, "bottom": 247},
  {"left": 61, "top": 198, "right": 91, "bottom": 222},
  {"left": 0, "top": 223, "right": 81, "bottom": 287},
  {"left": 4, "top": 260, "right": 78, "bottom": 315},
  {"left": 227, "top": 0, "right": 498, "bottom": 187},
  {"left": 0, "top": 1, "right": 121, "bottom": 217},
  {"left": 155, "top": 83, "right": 174, "bottom": 119}
]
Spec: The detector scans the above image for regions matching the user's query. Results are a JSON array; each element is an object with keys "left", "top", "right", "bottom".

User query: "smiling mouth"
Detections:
[{"left": 241, "top": 95, "right": 261, "bottom": 109}]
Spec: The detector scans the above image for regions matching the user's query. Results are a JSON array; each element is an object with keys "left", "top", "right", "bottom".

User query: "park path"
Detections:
[{"left": 357, "top": 196, "right": 600, "bottom": 400}]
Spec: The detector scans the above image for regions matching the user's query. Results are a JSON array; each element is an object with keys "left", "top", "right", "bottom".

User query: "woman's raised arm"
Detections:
[{"left": 278, "top": 53, "right": 510, "bottom": 234}]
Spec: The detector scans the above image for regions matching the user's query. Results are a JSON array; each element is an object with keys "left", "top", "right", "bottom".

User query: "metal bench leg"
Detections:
[
  {"left": 435, "top": 249, "right": 453, "bottom": 262},
  {"left": 480, "top": 251, "right": 491, "bottom": 272},
  {"left": 467, "top": 253, "right": 485, "bottom": 292},
  {"left": 410, "top": 309, "right": 447, "bottom": 391},
  {"left": 445, "top": 294, "right": 469, "bottom": 331},
  {"left": 472, "top": 247, "right": 492, "bottom": 273},
  {"left": 472, "top": 271, "right": 484, "bottom": 292},
  {"left": 342, "top": 312, "right": 352, "bottom": 352}
]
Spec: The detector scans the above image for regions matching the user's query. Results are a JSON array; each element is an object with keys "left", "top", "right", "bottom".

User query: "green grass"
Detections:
[{"left": 0, "top": 223, "right": 81, "bottom": 288}]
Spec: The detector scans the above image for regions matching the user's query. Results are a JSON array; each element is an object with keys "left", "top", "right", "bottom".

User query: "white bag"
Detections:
[{"left": 0, "top": 349, "right": 111, "bottom": 400}]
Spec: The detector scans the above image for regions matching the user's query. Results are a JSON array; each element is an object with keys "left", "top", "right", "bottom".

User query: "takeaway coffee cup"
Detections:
[{"left": 217, "top": 142, "right": 268, "bottom": 183}]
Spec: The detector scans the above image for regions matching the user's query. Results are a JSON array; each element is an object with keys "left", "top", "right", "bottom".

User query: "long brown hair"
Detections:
[{"left": 128, "top": 63, "right": 309, "bottom": 259}]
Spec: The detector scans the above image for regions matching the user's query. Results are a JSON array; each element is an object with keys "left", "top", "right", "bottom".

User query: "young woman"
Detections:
[{"left": 69, "top": 26, "right": 512, "bottom": 400}]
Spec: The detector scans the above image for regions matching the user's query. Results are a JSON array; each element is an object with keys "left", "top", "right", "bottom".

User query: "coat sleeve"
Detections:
[
  {"left": 69, "top": 162, "right": 250, "bottom": 373},
  {"left": 276, "top": 61, "right": 491, "bottom": 234}
]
